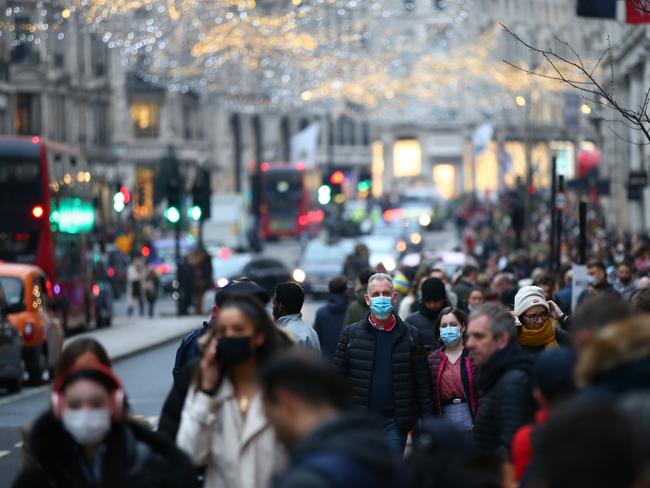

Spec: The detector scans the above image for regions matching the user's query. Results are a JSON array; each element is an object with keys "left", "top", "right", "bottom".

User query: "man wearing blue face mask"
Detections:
[{"left": 334, "top": 273, "right": 433, "bottom": 456}]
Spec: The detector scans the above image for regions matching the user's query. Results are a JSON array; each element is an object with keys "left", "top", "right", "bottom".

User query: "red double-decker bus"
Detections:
[
  {"left": 0, "top": 136, "right": 98, "bottom": 331},
  {"left": 259, "top": 164, "right": 323, "bottom": 240}
]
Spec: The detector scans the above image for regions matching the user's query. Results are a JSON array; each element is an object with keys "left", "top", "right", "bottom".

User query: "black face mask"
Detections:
[{"left": 217, "top": 336, "right": 253, "bottom": 365}]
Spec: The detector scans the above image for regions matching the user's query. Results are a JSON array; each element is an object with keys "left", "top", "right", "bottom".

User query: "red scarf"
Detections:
[{"left": 369, "top": 314, "right": 396, "bottom": 332}]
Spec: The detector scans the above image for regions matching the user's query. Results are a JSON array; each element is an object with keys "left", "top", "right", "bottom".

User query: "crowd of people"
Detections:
[{"left": 12, "top": 241, "right": 650, "bottom": 488}]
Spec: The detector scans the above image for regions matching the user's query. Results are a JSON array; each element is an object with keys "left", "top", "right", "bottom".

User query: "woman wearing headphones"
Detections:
[{"left": 13, "top": 363, "right": 196, "bottom": 488}]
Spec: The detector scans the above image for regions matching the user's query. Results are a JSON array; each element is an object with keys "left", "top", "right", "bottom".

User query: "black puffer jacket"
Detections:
[
  {"left": 273, "top": 411, "right": 401, "bottom": 488},
  {"left": 472, "top": 341, "right": 535, "bottom": 458},
  {"left": 333, "top": 314, "right": 433, "bottom": 433},
  {"left": 14, "top": 411, "right": 197, "bottom": 488},
  {"left": 406, "top": 302, "right": 446, "bottom": 351}
]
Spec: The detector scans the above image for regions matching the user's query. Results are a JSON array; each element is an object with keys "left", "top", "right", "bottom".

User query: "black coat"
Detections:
[
  {"left": 333, "top": 314, "right": 433, "bottom": 433},
  {"left": 406, "top": 302, "right": 446, "bottom": 351},
  {"left": 157, "top": 357, "right": 199, "bottom": 443},
  {"left": 472, "top": 341, "right": 535, "bottom": 458},
  {"left": 14, "top": 411, "right": 197, "bottom": 488},
  {"left": 313, "top": 295, "right": 349, "bottom": 361},
  {"left": 273, "top": 411, "right": 401, "bottom": 488}
]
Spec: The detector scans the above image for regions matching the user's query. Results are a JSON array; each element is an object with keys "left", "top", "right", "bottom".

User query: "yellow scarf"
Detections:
[{"left": 519, "top": 320, "right": 559, "bottom": 349}]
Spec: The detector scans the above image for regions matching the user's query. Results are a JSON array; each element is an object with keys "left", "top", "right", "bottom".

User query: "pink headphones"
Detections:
[{"left": 51, "top": 362, "right": 125, "bottom": 422}]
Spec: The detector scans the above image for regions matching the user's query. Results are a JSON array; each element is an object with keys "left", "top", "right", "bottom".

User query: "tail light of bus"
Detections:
[
  {"left": 23, "top": 323, "right": 34, "bottom": 341},
  {"left": 298, "top": 214, "right": 309, "bottom": 227},
  {"left": 32, "top": 205, "right": 44, "bottom": 219}
]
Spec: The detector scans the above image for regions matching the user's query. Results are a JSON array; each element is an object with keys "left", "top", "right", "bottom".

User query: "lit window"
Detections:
[
  {"left": 130, "top": 100, "right": 159, "bottom": 138},
  {"left": 393, "top": 139, "right": 421, "bottom": 177}
]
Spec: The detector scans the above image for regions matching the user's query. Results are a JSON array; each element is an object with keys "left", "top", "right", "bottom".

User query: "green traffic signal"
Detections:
[
  {"left": 318, "top": 185, "right": 332, "bottom": 205},
  {"left": 188, "top": 205, "right": 202, "bottom": 221},
  {"left": 357, "top": 179, "right": 371, "bottom": 192},
  {"left": 165, "top": 206, "right": 181, "bottom": 223}
]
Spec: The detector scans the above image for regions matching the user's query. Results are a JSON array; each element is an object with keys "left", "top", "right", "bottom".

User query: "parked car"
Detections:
[
  {"left": 0, "top": 281, "right": 24, "bottom": 393},
  {"left": 0, "top": 264, "right": 64, "bottom": 385},
  {"left": 292, "top": 240, "right": 355, "bottom": 296},
  {"left": 213, "top": 254, "right": 291, "bottom": 296}
]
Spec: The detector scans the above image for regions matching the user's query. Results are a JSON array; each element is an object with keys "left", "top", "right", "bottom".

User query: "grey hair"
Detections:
[
  {"left": 469, "top": 303, "right": 516, "bottom": 340},
  {"left": 367, "top": 273, "right": 393, "bottom": 290}
]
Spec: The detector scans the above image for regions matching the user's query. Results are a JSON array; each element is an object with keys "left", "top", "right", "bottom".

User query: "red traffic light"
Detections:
[
  {"left": 330, "top": 171, "right": 345, "bottom": 185},
  {"left": 141, "top": 245, "right": 151, "bottom": 257},
  {"left": 120, "top": 186, "right": 132, "bottom": 205}
]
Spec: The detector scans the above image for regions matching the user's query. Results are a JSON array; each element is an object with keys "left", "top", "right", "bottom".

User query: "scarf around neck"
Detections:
[{"left": 519, "top": 319, "right": 559, "bottom": 349}]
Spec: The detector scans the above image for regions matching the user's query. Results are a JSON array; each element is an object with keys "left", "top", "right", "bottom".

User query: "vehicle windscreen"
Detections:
[
  {"left": 0, "top": 277, "right": 24, "bottom": 306},
  {"left": 263, "top": 170, "right": 302, "bottom": 216}
]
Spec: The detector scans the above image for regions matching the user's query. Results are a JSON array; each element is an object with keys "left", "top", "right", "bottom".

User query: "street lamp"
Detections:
[
  {"left": 581, "top": 103, "right": 592, "bottom": 115},
  {"left": 515, "top": 95, "right": 527, "bottom": 107}
]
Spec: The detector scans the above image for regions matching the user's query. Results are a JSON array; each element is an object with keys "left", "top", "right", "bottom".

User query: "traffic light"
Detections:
[
  {"left": 165, "top": 174, "right": 181, "bottom": 223},
  {"left": 191, "top": 168, "right": 211, "bottom": 221},
  {"left": 113, "top": 183, "right": 130, "bottom": 212},
  {"left": 357, "top": 170, "right": 372, "bottom": 194},
  {"left": 326, "top": 170, "right": 345, "bottom": 204}
]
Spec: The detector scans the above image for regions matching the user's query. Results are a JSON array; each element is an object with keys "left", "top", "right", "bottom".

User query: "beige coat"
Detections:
[{"left": 176, "top": 380, "right": 286, "bottom": 488}]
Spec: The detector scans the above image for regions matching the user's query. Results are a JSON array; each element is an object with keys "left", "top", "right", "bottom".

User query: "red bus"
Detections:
[
  {"left": 260, "top": 164, "right": 323, "bottom": 239},
  {"left": 0, "top": 136, "right": 98, "bottom": 331}
]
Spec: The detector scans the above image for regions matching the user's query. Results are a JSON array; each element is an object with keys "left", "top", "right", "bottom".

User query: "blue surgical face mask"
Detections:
[
  {"left": 370, "top": 296, "right": 393, "bottom": 319},
  {"left": 440, "top": 326, "right": 462, "bottom": 346}
]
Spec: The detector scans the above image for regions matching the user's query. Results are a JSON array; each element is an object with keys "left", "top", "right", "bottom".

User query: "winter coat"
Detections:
[
  {"left": 313, "top": 295, "right": 350, "bottom": 361},
  {"left": 158, "top": 357, "right": 199, "bottom": 443},
  {"left": 343, "top": 290, "right": 369, "bottom": 326},
  {"left": 472, "top": 341, "right": 535, "bottom": 458},
  {"left": 613, "top": 279, "right": 638, "bottom": 302},
  {"left": 333, "top": 314, "right": 433, "bottom": 433},
  {"left": 452, "top": 280, "right": 473, "bottom": 308},
  {"left": 273, "top": 411, "right": 401, "bottom": 488},
  {"left": 276, "top": 313, "right": 321, "bottom": 352},
  {"left": 575, "top": 316, "right": 650, "bottom": 399},
  {"left": 176, "top": 381, "right": 287, "bottom": 488},
  {"left": 13, "top": 411, "right": 197, "bottom": 488},
  {"left": 406, "top": 302, "right": 447, "bottom": 351},
  {"left": 428, "top": 347, "right": 479, "bottom": 417}
]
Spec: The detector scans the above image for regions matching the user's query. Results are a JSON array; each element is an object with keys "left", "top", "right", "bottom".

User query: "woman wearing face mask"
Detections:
[
  {"left": 513, "top": 286, "right": 570, "bottom": 355},
  {"left": 14, "top": 363, "right": 196, "bottom": 487},
  {"left": 427, "top": 307, "right": 479, "bottom": 433},
  {"left": 176, "top": 295, "right": 286, "bottom": 488}
]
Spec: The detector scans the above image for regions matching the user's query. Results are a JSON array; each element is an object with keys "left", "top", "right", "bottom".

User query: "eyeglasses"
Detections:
[{"left": 522, "top": 311, "right": 549, "bottom": 323}]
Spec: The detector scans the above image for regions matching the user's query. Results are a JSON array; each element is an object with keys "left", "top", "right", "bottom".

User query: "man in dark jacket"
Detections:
[
  {"left": 342, "top": 268, "right": 374, "bottom": 326},
  {"left": 314, "top": 276, "right": 350, "bottom": 361},
  {"left": 466, "top": 303, "right": 534, "bottom": 458},
  {"left": 406, "top": 277, "right": 448, "bottom": 350},
  {"left": 334, "top": 273, "right": 433, "bottom": 456},
  {"left": 452, "top": 265, "right": 478, "bottom": 308},
  {"left": 261, "top": 353, "right": 400, "bottom": 488}
]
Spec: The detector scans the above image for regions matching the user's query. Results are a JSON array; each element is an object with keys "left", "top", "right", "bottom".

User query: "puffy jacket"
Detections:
[
  {"left": 428, "top": 347, "right": 479, "bottom": 417},
  {"left": 314, "top": 295, "right": 350, "bottom": 361},
  {"left": 333, "top": 314, "right": 433, "bottom": 433},
  {"left": 14, "top": 411, "right": 197, "bottom": 488},
  {"left": 273, "top": 411, "right": 400, "bottom": 488},
  {"left": 472, "top": 341, "right": 535, "bottom": 458},
  {"left": 406, "top": 302, "right": 448, "bottom": 351}
]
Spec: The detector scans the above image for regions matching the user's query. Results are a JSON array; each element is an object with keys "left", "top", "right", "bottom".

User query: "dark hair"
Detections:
[
  {"left": 435, "top": 306, "right": 468, "bottom": 332},
  {"left": 259, "top": 352, "right": 352, "bottom": 410},
  {"left": 461, "top": 265, "right": 478, "bottom": 278},
  {"left": 617, "top": 260, "right": 634, "bottom": 271},
  {"left": 570, "top": 292, "right": 630, "bottom": 334},
  {"left": 359, "top": 268, "right": 375, "bottom": 287},
  {"left": 468, "top": 287, "right": 485, "bottom": 298},
  {"left": 587, "top": 260, "right": 606, "bottom": 272},
  {"left": 630, "top": 287, "right": 650, "bottom": 314},
  {"left": 217, "top": 294, "right": 281, "bottom": 366},
  {"left": 274, "top": 282, "right": 305, "bottom": 315},
  {"left": 56, "top": 338, "right": 111, "bottom": 379},
  {"left": 328, "top": 276, "right": 348, "bottom": 295},
  {"left": 533, "top": 275, "right": 556, "bottom": 288},
  {"left": 531, "top": 401, "right": 645, "bottom": 488}
]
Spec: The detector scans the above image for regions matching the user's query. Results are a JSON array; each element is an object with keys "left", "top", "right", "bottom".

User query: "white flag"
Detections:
[{"left": 291, "top": 122, "right": 321, "bottom": 170}]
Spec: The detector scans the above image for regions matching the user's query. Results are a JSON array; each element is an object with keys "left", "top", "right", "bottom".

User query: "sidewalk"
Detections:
[{"left": 65, "top": 314, "right": 204, "bottom": 361}]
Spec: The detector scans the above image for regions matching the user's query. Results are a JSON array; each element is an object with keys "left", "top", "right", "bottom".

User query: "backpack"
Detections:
[{"left": 172, "top": 322, "right": 210, "bottom": 378}]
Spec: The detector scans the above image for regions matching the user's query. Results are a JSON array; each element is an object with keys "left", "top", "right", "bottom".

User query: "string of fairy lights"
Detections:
[{"left": 2, "top": 0, "right": 593, "bottom": 114}]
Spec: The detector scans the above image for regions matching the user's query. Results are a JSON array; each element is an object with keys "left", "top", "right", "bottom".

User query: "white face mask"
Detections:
[{"left": 62, "top": 408, "right": 112, "bottom": 446}]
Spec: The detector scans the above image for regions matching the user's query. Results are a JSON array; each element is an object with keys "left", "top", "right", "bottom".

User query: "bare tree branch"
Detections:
[
  {"left": 501, "top": 23, "right": 650, "bottom": 145},
  {"left": 608, "top": 126, "right": 650, "bottom": 146}
]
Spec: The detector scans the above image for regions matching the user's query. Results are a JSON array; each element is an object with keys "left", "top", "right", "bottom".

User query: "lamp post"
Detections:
[{"left": 516, "top": 93, "right": 533, "bottom": 247}]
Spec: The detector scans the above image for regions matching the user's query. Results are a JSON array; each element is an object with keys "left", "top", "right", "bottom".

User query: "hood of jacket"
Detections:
[
  {"left": 290, "top": 410, "right": 396, "bottom": 473},
  {"left": 478, "top": 340, "right": 532, "bottom": 392},
  {"left": 327, "top": 294, "right": 350, "bottom": 314},
  {"left": 576, "top": 316, "right": 650, "bottom": 389}
]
